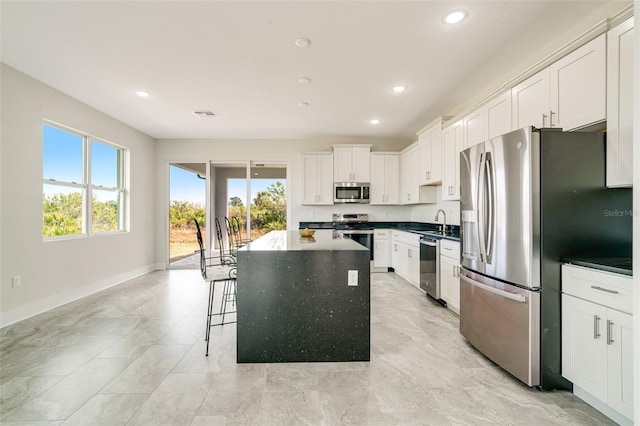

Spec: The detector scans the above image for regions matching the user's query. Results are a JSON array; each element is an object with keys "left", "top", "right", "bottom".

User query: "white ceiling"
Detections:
[{"left": 0, "top": 1, "right": 627, "bottom": 141}]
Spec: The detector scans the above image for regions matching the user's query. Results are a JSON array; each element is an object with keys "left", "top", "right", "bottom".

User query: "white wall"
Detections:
[{"left": 0, "top": 64, "right": 158, "bottom": 327}]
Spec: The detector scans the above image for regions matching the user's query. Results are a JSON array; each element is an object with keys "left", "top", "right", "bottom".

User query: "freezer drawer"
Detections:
[{"left": 460, "top": 270, "right": 540, "bottom": 386}]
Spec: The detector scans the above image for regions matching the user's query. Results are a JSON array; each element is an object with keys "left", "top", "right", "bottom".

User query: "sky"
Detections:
[
  {"left": 44, "top": 124, "right": 284, "bottom": 207},
  {"left": 43, "top": 124, "right": 120, "bottom": 201},
  {"left": 169, "top": 165, "right": 284, "bottom": 206}
]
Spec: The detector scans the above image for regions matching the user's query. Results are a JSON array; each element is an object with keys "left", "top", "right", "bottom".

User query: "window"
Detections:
[{"left": 43, "top": 123, "right": 126, "bottom": 238}]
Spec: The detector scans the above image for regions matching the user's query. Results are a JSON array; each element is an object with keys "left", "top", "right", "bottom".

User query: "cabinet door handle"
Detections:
[
  {"left": 394, "top": 244, "right": 398, "bottom": 252},
  {"left": 408, "top": 249, "right": 412, "bottom": 258},
  {"left": 607, "top": 320, "right": 614, "bottom": 345},
  {"left": 594, "top": 315, "right": 601, "bottom": 339},
  {"left": 550, "top": 110, "right": 555, "bottom": 127},
  {"left": 590, "top": 285, "right": 619, "bottom": 294},
  {"left": 542, "top": 113, "right": 548, "bottom": 127}
]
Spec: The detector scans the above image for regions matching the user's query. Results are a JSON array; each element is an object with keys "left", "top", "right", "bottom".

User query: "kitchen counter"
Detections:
[
  {"left": 241, "top": 229, "right": 368, "bottom": 252},
  {"left": 562, "top": 257, "right": 632, "bottom": 277},
  {"left": 299, "top": 221, "right": 460, "bottom": 241},
  {"left": 236, "top": 230, "right": 370, "bottom": 363}
]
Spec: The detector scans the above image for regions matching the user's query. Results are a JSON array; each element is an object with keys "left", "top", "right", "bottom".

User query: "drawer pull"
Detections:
[
  {"left": 590, "top": 286, "right": 619, "bottom": 294},
  {"left": 607, "top": 320, "right": 614, "bottom": 345},
  {"left": 594, "top": 315, "right": 601, "bottom": 339}
]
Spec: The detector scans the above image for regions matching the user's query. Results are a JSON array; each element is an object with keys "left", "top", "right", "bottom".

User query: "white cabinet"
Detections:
[
  {"left": 401, "top": 144, "right": 419, "bottom": 204},
  {"left": 401, "top": 143, "right": 437, "bottom": 205},
  {"left": 486, "top": 90, "right": 512, "bottom": 139},
  {"left": 511, "top": 68, "right": 550, "bottom": 129},
  {"left": 373, "top": 229, "right": 391, "bottom": 270},
  {"left": 442, "top": 120, "right": 464, "bottom": 201},
  {"left": 512, "top": 34, "right": 606, "bottom": 131},
  {"left": 391, "top": 231, "right": 420, "bottom": 288},
  {"left": 562, "top": 264, "right": 634, "bottom": 424},
  {"left": 370, "top": 153, "right": 400, "bottom": 205},
  {"left": 418, "top": 119, "right": 444, "bottom": 185},
  {"left": 333, "top": 145, "right": 371, "bottom": 182},
  {"left": 301, "top": 153, "right": 333, "bottom": 205},
  {"left": 606, "top": 18, "right": 634, "bottom": 188},
  {"left": 439, "top": 240, "right": 460, "bottom": 313},
  {"left": 464, "top": 108, "right": 486, "bottom": 149},
  {"left": 462, "top": 90, "right": 512, "bottom": 150}
]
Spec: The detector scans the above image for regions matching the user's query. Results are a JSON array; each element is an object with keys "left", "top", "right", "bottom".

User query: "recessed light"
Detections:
[
  {"left": 298, "top": 77, "right": 312, "bottom": 84},
  {"left": 392, "top": 85, "right": 407, "bottom": 93},
  {"left": 444, "top": 10, "right": 467, "bottom": 24},
  {"left": 298, "top": 102, "right": 309, "bottom": 107},
  {"left": 370, "top": 118, "right": 381, "bottom": 125},
  {"left": 135, "top": 90, "right": 150, "bottom": 98},
  {"left": 294, "top": 38, "right": 311, "bottom": 48}
]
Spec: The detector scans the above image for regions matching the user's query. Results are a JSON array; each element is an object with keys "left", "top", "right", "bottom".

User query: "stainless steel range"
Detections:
[{"left": 332, "top": 213, "right": 374, "bottom": 261}]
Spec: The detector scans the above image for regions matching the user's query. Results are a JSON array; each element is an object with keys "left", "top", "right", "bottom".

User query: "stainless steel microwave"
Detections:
[{"left": 334, "top": 182, "right": 370, "bottom": 204}]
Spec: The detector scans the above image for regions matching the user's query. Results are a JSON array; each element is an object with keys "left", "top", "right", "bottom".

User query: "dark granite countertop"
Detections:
[
  {"left": 562, "top": 257, "right": 632, "bottom": 277},
  {"left": 240, "top": 230, "right": 368, "bottom": 252},
  {"left": 299, "top": 221, "right": 460, "bottom": 241}
]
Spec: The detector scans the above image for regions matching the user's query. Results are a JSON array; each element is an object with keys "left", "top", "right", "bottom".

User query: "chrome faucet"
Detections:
[{"left": 434, "top": 209, "right": 447, "bottom": 234}]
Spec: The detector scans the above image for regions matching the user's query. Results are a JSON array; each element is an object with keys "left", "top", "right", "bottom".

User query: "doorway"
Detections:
[
  {"left": 211, "top": 162, "right": 287, "bottom": 245},
  {"left": 168, "top": 163, "right": 206, "bottom": 268}
]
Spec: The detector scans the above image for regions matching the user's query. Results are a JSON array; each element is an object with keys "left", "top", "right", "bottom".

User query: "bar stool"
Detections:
[{"left": 194, "top": 218, "right": 236, "bottom": 356}]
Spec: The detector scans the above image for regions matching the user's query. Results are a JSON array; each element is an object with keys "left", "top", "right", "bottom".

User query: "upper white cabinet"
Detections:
[
  {"left": 301, "top": 153, "right": 333, "bottom": 205},
  {"left": 464, "top": 108, "right": 486, "bottom": 148},
  {"left": 401, "top": 143, "right": 437, "bottom": 205},
  {"left": 442, "top": 120, "right": 464, "bottom": 201},
  {"left": 511, "top": 68, "right": 550, "bottom": 129},
  {"left": 512, "top": 34, "right": 606, "bottom": 131},
  {"left": 370, "top": 153, "right": 400, "bottom": 205},
  {"left": 486, "top": 91, "right": 512, "bottom": 139},
  {"left": 606, "top": 17, "right": 634, "bottom": 188},
  {"left": 333, "top": 145, "right": 371, "bottom": 183},
  {"left": 401, "top": 144, "right": 420, "bottom": 204},
  {"left": 418, "top": 119, "right": 445, "bottom": 185},
  {"left": 562, "top": 264, "right": 634, "bottom": 424}
]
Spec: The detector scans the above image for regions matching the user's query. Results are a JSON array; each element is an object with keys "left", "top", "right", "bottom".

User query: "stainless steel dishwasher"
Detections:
[{"left": 419, "top": 236, "right": 441, "bottom": 302}]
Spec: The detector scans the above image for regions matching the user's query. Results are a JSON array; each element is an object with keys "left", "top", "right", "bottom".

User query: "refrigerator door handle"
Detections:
[
  {"left": 477, "top": 153, "right": 487, "bottom": 263},
  {"left": 460, "top": 273, "right": 527, "bottom": 303},
  {"left": 485, "top": 153, "right": 495, "bottom": 263}
]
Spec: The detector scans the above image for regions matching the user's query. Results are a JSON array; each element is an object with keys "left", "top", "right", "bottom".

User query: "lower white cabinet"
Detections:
[
  {"left": 391, "top": 231, "right": 420, "bottom": 288},
  {"left": 439, "top": 240, "right": 460, "bottom": 313},
  {"left": 373, "top": 229, "right": 391, "bottom": 269},
  {"left": 561, "top": 264, "right": 634, "bottom": 424}
]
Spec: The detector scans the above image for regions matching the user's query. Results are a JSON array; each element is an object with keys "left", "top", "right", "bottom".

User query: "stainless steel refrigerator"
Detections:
[{"left": 459, "top": 127, "right": 632, "bottom": 390}]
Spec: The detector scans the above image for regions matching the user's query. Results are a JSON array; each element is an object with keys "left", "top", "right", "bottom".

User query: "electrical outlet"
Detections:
[
  {"left": 12, "top": 276, "right": 21, "bottom": 288},
  {"left": 348, "top": 270, "right": 358, "bottom": 286}
]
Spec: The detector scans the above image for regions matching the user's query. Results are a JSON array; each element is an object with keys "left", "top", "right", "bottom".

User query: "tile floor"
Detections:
[{"left": 0, "top": 270, "right": 615, "bottom": 425}]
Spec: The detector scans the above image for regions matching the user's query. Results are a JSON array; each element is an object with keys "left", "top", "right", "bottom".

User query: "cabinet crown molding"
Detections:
[{"left": 420, "top": 5, "right": 634, "bottom": 127}]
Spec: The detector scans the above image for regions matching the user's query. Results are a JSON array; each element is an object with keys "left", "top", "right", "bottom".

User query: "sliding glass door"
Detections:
[
  {"left": 168, "top": 161, "right": 287, "bottom": 268},
  {"left": 168, "top": 163, "right": 206, "bottom": 268}
]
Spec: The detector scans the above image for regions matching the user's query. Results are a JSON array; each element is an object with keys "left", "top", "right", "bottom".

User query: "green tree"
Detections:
[
  {"left": 43, "top": 192, "right": 83, "bottom": 236},
  {"left": 250, "top": 181, "right": 286, "bottom": 232},
  {"left": 92, "top": 199, "right": 118, "bottom": 232}
]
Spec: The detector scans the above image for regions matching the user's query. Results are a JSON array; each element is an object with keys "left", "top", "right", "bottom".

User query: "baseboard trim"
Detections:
[
  {"left": 0, "top": 262, "right": 163, "bottom": 328},
  {"left": 573, "top": 385, "right": 633, "bottom": 426}
]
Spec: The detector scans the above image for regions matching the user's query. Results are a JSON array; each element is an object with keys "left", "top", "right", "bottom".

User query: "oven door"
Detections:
[{"left": 335, "top": 230, "right": 374, "bottom": 260}]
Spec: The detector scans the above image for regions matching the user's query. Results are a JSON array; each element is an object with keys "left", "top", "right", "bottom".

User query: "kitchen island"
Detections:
[{"left": 236, "top": 230, "right": 370, "bottom": 363}]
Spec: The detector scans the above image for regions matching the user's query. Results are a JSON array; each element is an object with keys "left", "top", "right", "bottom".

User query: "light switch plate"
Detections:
[{"left": 348, "top": 270, "right": 358, "bottom": 286}]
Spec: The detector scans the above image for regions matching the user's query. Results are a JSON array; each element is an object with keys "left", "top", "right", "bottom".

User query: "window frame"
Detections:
[{"left": 42, "top": 121, "right": 128, "bottom": 240}]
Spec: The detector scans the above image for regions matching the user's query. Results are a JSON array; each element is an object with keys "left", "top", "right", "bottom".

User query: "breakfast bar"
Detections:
[{"left": 236, "top": 230, "right": 370, "bottom": 363}]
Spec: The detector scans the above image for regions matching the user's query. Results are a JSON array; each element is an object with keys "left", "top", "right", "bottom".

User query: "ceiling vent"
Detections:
[{"left": 192, "top": 110, "right": 219, "bottom": 119}]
